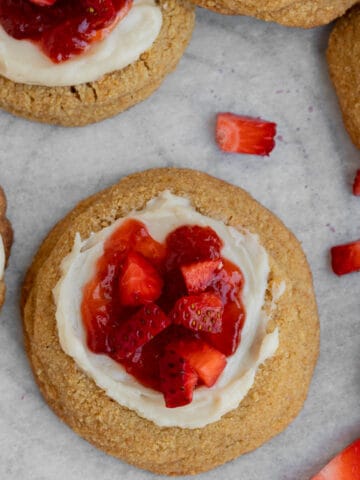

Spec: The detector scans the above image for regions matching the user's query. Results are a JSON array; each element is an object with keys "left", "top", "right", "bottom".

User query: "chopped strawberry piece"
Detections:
[
  {"left": 216, "top": 113, "right": 277, "bottom": 156},
  {"left": 331, "top": 241, "right": 360, "bottom": 276},
  {"left": 353, "top": 170, "right": 360, "bottom": 196},
  {"left": 203, "top": 301, "right": 245, "bottom": 356},
  {"left": 110, "top": 304, "right": 170, "bottom": 360},
  {"left": 171, "top": 292, "right": 224, "bottom": 333},
  {"left": 181, "top": 259, "right": 224, "bottom": 294},
  {"left": 165, "top": 225, "right": 223, "bottom": 270},
  {"left": 119, "top": 251, "right": 163, "bottom": 306},
  {"left": 29, "top": 0, "right": 56, "bottom": 5},
  {"left": 159, "top": 346, "right": 198, "bottom": 408},
  {"left": 171, "top": 338, "right": 226, "bottom": 387},
  {"left": 311, "top": 439, "right": 360, "bottom": 480}
]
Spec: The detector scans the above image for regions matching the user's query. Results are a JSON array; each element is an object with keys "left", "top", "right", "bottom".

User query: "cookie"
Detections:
[
  {"left": 327, "top": 5, "right": 360, "bottom": 149},
  {"left": 193, "top": 0, "right": 357, "bottom": 28},
  {"left": 22, "top": 168, "right": 319, "bottom": 475},
  {"left": 0, "top": 186, "right": 13, "bottom": 309},
  {"left": 0, "top": 0, "right": 195, "bottom": 127}
]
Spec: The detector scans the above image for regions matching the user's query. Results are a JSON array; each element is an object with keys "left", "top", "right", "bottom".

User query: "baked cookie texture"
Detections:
[
  {"left": 0, "top": 0, "right": 195, "bottom": 127},
  {"left": 327, "top": 5, "right": 360, "bottom": 150},
  {"left": 193, "top": 0, "right": 358, "bottom": 28},
  {"left": 22, "top": 168, "right": 319, "bottom": 475},
  {"left": 0, "top": 187, "right": 13, "bottom": 309}
]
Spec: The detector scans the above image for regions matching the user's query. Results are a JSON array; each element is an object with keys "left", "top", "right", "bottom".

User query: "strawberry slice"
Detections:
[
  {"left": 353, "top": 170, "right": 360, "bottom": 196},
  {"left": 170, "top": 338, "right": 226, "bottom": 387},
  {"left": 110, "top": 304, "right": 170, "bottom": 360},
  {"left": 216, "top": 113, "right": 277, "bottom": 156},
  {"left": 171, "top": 292, "right": 224, "bottom": 333},
  {"left": 181, "top": 259, "right": 223, "bottom": 294},
  {"left": 159, "top": 346, "right": 198, "bottom": 408},
  {"left": 119, "top": 251, "right": 163, "bottom": 306},
  {"left": 311, "top": 438, "right": 360, "bottom": 480},
  {"left": 331, "top": 241, "right": 360, "bottom": 276}
]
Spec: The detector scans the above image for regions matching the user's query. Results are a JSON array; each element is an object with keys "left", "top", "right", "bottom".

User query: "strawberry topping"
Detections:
[
  {"left": 216, "top": 113, "right": 277, "bottom": 156},
  {"left": 353, "top": 170, "right": 360, "bottom": 196},
  {"left": 171, "top": 292, "right": 223, "bottom": 333},
  {"left": 311, "top": 438, "right": 360, "bottom": 480},
  {"left": 331, "top": 240, "right": 360, "bottom": 276},
  {"left": 81, "top": 219, "right": 246, "bottom": 407}
]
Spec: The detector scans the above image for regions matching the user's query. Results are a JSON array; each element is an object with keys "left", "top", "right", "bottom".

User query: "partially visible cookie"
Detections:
[
  {"left": 0, "top": 187, "right": 13, "bottom": 309},
  {"left": 22, "top": 168, "right": 319, "bottom": 475},
  {"left": 0, "top": 0, "right": 195, "bottom": 127},
  {"left": 193, "top": 0, "right": 357, "bottom": 28},
  {"left": 327, "top": 5, "right": 360, "bottom": 149}
]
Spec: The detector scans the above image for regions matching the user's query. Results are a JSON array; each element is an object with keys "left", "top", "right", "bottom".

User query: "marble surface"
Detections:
[{"left": 0, "top": 7, "right": 359, "bottom": 480}]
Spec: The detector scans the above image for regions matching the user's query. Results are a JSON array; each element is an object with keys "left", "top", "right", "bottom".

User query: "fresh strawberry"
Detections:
[
  {"left": 159, "top": 346, "right": 198, "bottom": 407},
  {"left": 165, "top": 225, "right": 223, "bottom": 270},
  {"left": 331, "top": 241, "right": 360, "bottom": 276},
  {"left": 216, "top": 113, "right": 277, "bottom": 156},
  {"left": 181, "top": 259, "right": 223, "bottom": 294},
  {"left": 110, "top": 304, "right": 170, "bottom": 359},
  {"left": 171, "top": 338, "right": 226, "bottom": 387},
  {"left": 311, "top": 438, "right": 360, "bottom": 480},
  {"left": 203, "top": 301, "right": 245, "bottom": 356},
  {"left": 353, "top": 170, "right": 360, "bottom": 196},
  {"left": 171, "top": 292, "right": 224, "bottom": 333},
  {"left": 29, "top": 0, "right": 57, "bottom": 5},
  {"left": 118, "top": 251, "right": 163, "bottom": 306}
]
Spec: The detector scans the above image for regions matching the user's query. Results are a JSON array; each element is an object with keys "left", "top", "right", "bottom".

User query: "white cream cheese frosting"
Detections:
[
  {"left": 0, "top": 0, "right": 162, "bottom": 87},
  {"left": 0, "top": 235, "right": 5, "bottom": 279},
  {"left": 53, "top": 191, "right": 282, "bottom": 428}
]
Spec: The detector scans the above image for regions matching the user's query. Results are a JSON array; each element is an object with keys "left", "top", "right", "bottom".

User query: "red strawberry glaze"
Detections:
[
  {"left": 81, "top": 219, "right": 246, "bottom": 402},
  {"left": 0, "top": 0, "right": 133, "bottom": 63}
]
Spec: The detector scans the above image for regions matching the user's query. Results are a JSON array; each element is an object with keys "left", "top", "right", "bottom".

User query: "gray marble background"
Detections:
[{"left": 0, "top": 7, "right": 359, "bottom": 480}]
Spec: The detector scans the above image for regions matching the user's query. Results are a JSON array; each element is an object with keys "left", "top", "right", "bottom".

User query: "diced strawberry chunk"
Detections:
[
  {"left": 165, "top": 225, "right": 223, "bottom": 270},
  {"left": 171, "top": 292, "right": 224, "bottom": 333},
  {"left": 331, "top": 241, "right": 360, "bottom": 276},
  {"left": 110, "top": 304, "right": 170, "bottom": 360},
  {"left": 203, "top": 301, "right": 245, "bottom": 356},
  {"left": 159, "top": 346, "right": 198, "bottom": 408},
  {"left": 118, "top": 251, "right": 163, "bottom": 306},
  {"left": 216, "top": 113, "right": 277, "bottom": 156},
  {"left": 311, "top": 439, "right": 360, "bottom": 480},
  {"left": 181, "top": 259, "right": 223, "bottom": 294},
  {"left": 171, "top": 338, "right": 226, "bottom": 387},
  {"left": 29, "top": 0, "right": 56, "bottom": 5},
  {"left": 353, "top": 170, "right": 360, "bottom": 196}
]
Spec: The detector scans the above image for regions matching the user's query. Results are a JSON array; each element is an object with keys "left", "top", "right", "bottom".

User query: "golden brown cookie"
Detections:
[
  {"left": 327, "top": 5, "right": 360, "bottom": 149},
  {"left": 22, "top": 168, "right": 319, "bottom": 475},
  {"left": 0, "top": 0, "right": 195, "bottom": 127},
  {"left": 193, "top": 0, "right": 357, "bottom": 28},
  {"left": 0, "top": 186, "right": 13, "bottom": 309}
]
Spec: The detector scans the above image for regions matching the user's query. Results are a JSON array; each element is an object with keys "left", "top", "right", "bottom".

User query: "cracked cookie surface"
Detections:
[
  {"left": 0, "top": 0, "right": 195, "bottom": 127},
  {"left": 22, "top": 168, "right": 319, "bottom": 475},
  {"left": 0, "top": 186, "right": 13, "bottom": 309}
]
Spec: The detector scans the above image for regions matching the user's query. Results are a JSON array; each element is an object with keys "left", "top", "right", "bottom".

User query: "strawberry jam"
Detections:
[
  {"left": 81, "top": 219, "right": 246, "bottom": 407},
  {"left": 0, "top": 0, "right": 133, "bottom": 63}
]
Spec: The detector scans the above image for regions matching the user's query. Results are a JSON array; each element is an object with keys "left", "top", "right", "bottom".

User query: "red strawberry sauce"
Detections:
[
  {"left": 0, "top": 0, "right": 133, "bottom": 63},
  {"left": 81, "top": 219, "right": 246, "bottom": 398}
]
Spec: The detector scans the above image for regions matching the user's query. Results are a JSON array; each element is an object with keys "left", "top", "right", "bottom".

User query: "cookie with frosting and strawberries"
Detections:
[
  {"left": 22, "top": 168, "right": 319, "bottom": 475},
  {"left": 0, "top": 0, "right": 195, "bottom": 126},
  {"left": 0, "top": 186, "right": 13, "bottom": 309},
  {"left": 327, "top": 4, "right": 360, "bottom": 149}
]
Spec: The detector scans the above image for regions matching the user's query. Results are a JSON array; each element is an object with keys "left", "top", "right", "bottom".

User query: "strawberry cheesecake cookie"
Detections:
[
  {"left": 327, "top": 5, "right": 360, "bottom": 150},
  {"left": 21, "top": 168, "right": 319, "bottom": 475},
  {"left": 193, "top": 0, "right": 358, "bottom": 28},
  {"left": 0, "top": 186, "right": 13, "bottom": 309},
  {"left": 0, "top": 0, "right": 195, "bottom": 126}
]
